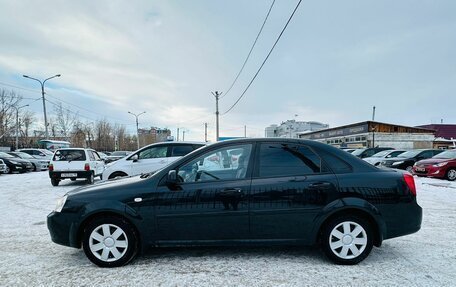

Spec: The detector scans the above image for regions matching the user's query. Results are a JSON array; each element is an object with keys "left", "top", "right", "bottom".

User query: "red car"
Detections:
[{"left": 413, "top": 149, "right": 456, "bottom": 181}]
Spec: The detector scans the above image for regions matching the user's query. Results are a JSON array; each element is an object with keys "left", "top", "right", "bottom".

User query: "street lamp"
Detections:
[
  {"left": 23, "top": 74, "right": 61, "bottom": 139},
  {"left": 13, "top": 104, "right": 29, "bottom": 150},
  {"left": 128, "top": 111, "right": 146, "bottom": 150}
]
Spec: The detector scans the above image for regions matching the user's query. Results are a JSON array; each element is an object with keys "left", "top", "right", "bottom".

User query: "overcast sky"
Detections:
[{"left": 0, "top": 0, "right": 455, "bottom": 141}]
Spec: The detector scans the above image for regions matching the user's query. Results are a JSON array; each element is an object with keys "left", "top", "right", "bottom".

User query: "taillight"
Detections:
[
  {"left": 403, "top": 173, "right": 416, "bottom": 196},
  {"left": 84, "top": 163, "right": 90, "bottom": 171},
  {"left": 49, "top": 164, "right": 53, "bottom": 171}
]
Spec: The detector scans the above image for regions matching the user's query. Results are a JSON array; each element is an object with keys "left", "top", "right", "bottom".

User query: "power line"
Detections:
[
  {"left": 221, "top": 0, "right": 276, "bottom": 99},
  {"left": 0, "top": 81, "right": 41, "bottom": 94},
  {"left": 222, "top": 0, "right": 302, "bottom": 115}
]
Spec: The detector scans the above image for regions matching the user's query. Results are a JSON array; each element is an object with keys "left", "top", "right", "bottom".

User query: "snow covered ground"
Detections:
[{"left": 0, "top": 172, "right": 455, "bottom": 286}]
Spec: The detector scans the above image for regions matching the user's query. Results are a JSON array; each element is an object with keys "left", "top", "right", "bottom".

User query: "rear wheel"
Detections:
[
  {"left": 86, "top": 172, "right": 94, "bottom": 184},
  {"left": 51, "top": 178, "right": 60, "bottom": 186},
  {"left": 82, "top": 216, "right": 138, "bottom": 267},
  {"left": 446, "top": 168, "right": 456, "bottom": 181},
  {"left": 321, "top": 215, "right": 373, "bottom": 265}
]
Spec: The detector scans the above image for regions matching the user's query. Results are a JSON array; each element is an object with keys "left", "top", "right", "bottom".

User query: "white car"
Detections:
[
  {"left": 0, "top": 159, "right": 6, "bottom": 173},
  {"left": 102, "top": 142, "right": 205, "bottom": 180},
  {"left": 49, "top": 148, "right": 105, "bottom": 186},
  {"left": 363, "top": 150, "right": 407, "bottom": 166},
  {"left": 17, "top": 148, "right": 54, "bottom": 161}
]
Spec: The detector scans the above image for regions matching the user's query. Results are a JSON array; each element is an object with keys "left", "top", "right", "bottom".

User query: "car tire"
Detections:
[
  {"left": 51, "top": 179, "right": 60, "bottom": 186},
  {"left": 321, "top": 215, "right": 373, "bottom": 265},
  {"left": 108, "top": 172, "right": 128, "bottom": 180},
  {"left": 82, "top": 216, "right": 139, "bottom": 267},
  {"left": 446, "top": 168, "right": 456, "bottom": 181},
  {"left": 4, "top": 166, "right": 11, "bottom": 174},
  {"left": 86, "top": 172, "right": 94, "bottom": 184},
  {"left": 32, "top": 163, "right": 37, "bottom": 171}
]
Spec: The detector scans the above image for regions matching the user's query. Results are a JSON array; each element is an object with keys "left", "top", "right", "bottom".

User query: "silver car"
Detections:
[
  {"left": 8, "top": 151, "right": 50, "bottom": 171},
  {"left": 0, "top": 159, "right": 6, "bottom": 173},
  {"left": 363, "top": 150, "right": 407, "bottom": 166}
]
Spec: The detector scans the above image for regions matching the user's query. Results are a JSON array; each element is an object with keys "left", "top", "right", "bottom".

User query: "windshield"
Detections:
[
  {"left": 371, "top": 150, "right": 390, "bottom": 158},
  {"left": 351, "top": 149, "right": 365, "bottom": 156},
  {"left": 42, "top": 150, "right": 54, "bottom": 156},
  {"left": 398, "top": 150, "right": 422, "bottom": 158},
  {"left": 0, "top": 152, "right": 15, "bottom": 158},
  {"left": 433, "top": 150, "right": 456, "bottom": 159},
  {"left": 13, "top": 152, "right": 34, "bottom": 159}
]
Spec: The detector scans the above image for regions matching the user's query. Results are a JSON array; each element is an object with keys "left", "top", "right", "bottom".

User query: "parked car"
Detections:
[
  {"left": 351, "top": 147, "right": 394, "bottom": 159},
  {"left": 97, "top": 152, "right": 108, "bottom": 161},
  {"left": 0, "top": 159, "right": 6, "bottom": 174},
  {"left": 49, "top": 148, "right": 105, "bottom": 186},
  {"left": 380, "top": 149, "right": 443, "bottom": 172},
  {"left": 412, "top": 149, "right": 456, "bottom": 181},
  {"left": 363, "top": 150, "right": 407, "bottom": 166},
  {"left": 18, "top": 148, "right": 54, "bottom": 161},
  {"left": 0, "top": 151, "right": 34, "bottom": 173},
  {"left": 102, "top": 142, "right": 205, "bottom": 180},
  {"left": 344, "top": 149, "right": 356, "bottom": 153},
  {"left": 8, "top": 151, "right": 49, "bottom": 171},
  {"left": 48, "top": 138, "right": 422, "bottom": 267},
  {"left": 104, "top": 151, "right": 132, "bottom": 164}
]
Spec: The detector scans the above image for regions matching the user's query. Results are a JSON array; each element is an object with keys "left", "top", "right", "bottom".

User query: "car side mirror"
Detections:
[
  {"left": 167, "top": 170, "right": 178, "bottom": 184},
  {"left": 131, "top": 154, "right": 138, "bottom": 162}
]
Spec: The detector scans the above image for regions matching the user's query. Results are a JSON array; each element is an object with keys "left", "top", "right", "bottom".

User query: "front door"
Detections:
[
  {"left": 130, "top": 145, "right": 169, "bottom": 175},
  {"left": 153, "top": 143, "right": 253, "bottom": 242},
  {"left": 249, "top": 143, "right": 339, "bottom": 240}
]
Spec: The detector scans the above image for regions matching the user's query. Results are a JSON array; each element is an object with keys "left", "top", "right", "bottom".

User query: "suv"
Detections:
[
  {"left": 49, "top": 148, "right": 105, "bottom": 186},
  {"left": 18, "top": 148, "right": 54, "bottom": 160},
  {"left": 102, "top": 142, "right": 205, "bottom": 180}
]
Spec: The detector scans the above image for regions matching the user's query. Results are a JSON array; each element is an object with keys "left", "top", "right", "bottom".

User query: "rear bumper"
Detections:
[
  {"left": 49, "top": 170, "right": 91, "bottom": 179},
  {"left": 380, "top": 201, "right": 422, "bottom": 240}
]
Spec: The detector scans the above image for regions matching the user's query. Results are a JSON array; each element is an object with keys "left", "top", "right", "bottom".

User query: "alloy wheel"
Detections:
[
  {"left": 89, "top": 224, "right": 129, "bottom": 262},
  {"left": 447, "top": 169, "right": 456, "bottom": 181},
  {"left": 329, "top": 221, "right": 368, "bottom": 260}
]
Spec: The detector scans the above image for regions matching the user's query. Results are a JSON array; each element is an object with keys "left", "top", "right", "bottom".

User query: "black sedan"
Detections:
[
  {"left": 0, "top": 151, "right": 34, "bottom": 173},
  {"left": 380, "top": 149, "right": 443, "bottom": 172},
  {"left": 48, "top": 138, "right": 422, "bottom": 267}
]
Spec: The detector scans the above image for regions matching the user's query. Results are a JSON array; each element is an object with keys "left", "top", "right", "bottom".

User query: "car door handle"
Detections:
[
  {"left": 219, "top": 188, "right": 244, "bottom": 197},
  {"left": 309, "top": 182, "right": 332, "bottom": 189}
]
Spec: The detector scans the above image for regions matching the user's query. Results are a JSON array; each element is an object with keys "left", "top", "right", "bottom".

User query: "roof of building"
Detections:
[{"left": 416, "top": 124, "right": 456, "bottom": 139}]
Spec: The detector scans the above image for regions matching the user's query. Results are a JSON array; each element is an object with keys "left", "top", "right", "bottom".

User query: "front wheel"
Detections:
[
  {"left": 446, "top": 168, "right": 456, "bottom": 181},
  {"left": 82, "top": 216, "right": 138, "bottom": 267},
  {"left": 321, "top": 215, "right": 373, "bottom": 265}
]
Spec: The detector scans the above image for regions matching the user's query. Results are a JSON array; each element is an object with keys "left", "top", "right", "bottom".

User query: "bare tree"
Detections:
[
  {"left": 54, "top": 102, "right": 78, "bottom": 141},
  {"left": 0, "top": 89, "right": 23, "bottom": 145},
  {"left": 21, "top": 110, "right": 35, "bottom": 144}
]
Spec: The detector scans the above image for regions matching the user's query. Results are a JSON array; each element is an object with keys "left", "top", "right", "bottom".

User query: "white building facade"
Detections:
[{"left": 265, "top": 120, "right": 329, "bottom": 138}]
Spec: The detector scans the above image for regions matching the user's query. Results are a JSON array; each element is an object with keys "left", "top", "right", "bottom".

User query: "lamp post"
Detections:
[
  {"left": 23, "top": 74, "right": 61, "bottom": 139},
  {"left": 13, "top": 104, "right": 29, "bottom": 150},
  {"left": 128, "top": 111, "right": 146, "bottom": 150}
]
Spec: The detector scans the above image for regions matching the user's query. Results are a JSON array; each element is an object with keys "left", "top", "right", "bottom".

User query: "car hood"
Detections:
[
  {"left": 382, "top": 157, "right": 412, "bottom": 162},
  {"left": 67, "top": 175, "right": 146, "bottom": 197},
  {"left": 416, "top": 158, "right": 452, "bottom": 165}
]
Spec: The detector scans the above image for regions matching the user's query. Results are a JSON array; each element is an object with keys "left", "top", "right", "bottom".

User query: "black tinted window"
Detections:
[
  {"left": 258, "top": 144, "right": 322, "bottom": 177},
  {"left": 171, "top": 145, "right": 194, "bottom": 157},
  {"left": 317, "top": 150, "right": 352, "bottom": 173}
]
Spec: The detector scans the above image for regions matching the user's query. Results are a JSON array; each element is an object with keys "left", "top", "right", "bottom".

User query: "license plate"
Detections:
[
  {"left": 61, "top": 173, "right": 77, "bottom": 177},
  {"left": 415, "top": 167, "right": 425, "bottom": 172}
]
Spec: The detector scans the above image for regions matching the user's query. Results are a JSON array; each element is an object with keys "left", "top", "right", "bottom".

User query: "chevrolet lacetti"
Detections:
[{"left": 47, "top": 138, "right": 422, "bottom": 267}]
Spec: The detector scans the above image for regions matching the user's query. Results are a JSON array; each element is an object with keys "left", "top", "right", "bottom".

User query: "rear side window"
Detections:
[
  {"left": 171, "top": 145, "right": 194, "bottom": 157},
  {"left": 88, "top": 151, "right": 95, "bottom": 161},
  {"left": 258, "top": 144, "right": 322, "bottom": 177},
  {"left": 317, "top": 150, "right": 352, "bottom": 174},
  {"left": 53, "top": 150, "right": 86, "bottom": 161}
]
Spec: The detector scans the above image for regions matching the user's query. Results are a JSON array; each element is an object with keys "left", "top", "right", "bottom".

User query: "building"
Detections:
[
  {"left": 416, "top": 124, "right": 456, "bottom": 149},
  {"left": 265, "top": 120, "right": 329, "bottom": 138},
  {"left": 299, "top": 121, "right": 435, "bottom": 149},
  {"left": 138, "top": 127, "right": 171, "bottom": 146}
]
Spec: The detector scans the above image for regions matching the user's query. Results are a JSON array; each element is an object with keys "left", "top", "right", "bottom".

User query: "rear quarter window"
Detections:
[
  {"left": 53, "top": 150, "right": 86, "bottom": 161},
  {"left": 317, "top": 149, "right": 352, "bottom": 174}
]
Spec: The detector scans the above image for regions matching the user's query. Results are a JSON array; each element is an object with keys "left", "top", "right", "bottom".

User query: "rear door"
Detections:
[{"left": 249, "top": 143, "right": 339, "bottom": 240}]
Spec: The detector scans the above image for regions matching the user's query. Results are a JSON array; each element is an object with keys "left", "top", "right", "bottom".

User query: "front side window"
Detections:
[
  {"left": 137, "top": 146, "right": 167, "bottom": 160},
  {"left": 177, "top": 144, "right": 252, "bottom": 183},
  {"left": 258, "top": 144, "right": 322, "bottom": 178}
]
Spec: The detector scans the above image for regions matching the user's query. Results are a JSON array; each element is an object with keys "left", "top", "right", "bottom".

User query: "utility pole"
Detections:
[
  {"left": 182, "top": 130, "right": 186, "bottom": 141},
  {"left": 372, "top": 106, "right": 376, "bottom": 121},
  {"left": 204, "top": 123, "right": 208, "bottom": 142},
  {"left": 177, "top": 127, "right": 180, "bottom": 141},
  {"left": 23, "top": 74, "right": 61, "bottom": 139},
  {"left": 372, "top": 106, "right": 376, "bottom": 148},
  {"left": 13, "top": 104, "right": 29, "bottom": 150},
  {"left": 244, "top": 125, "right": 247, "bottom": 138},
  {"left": 212, "top": 91, "right": 222, "bottom": 141},
  {"left": 128, "top": 111, "right": 146, "bottom": 150}
]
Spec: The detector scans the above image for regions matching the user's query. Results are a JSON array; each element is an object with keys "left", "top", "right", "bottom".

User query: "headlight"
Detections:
[
  {"left": 434, "top": 162, "right": 448, "bottom": 167},
  {"left": 10, "top": 160, "right": 20, "bottom": 164},
  {"left": 55, "top": 195, "right": 68, "bottom": 212},
  {"left": 391, "top": 161, "right": 404, "bottom": 166}
]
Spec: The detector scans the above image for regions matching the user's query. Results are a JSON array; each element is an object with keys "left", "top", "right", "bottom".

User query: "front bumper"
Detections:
[
  {"left": 47, "top": 211, "right": 79, "bottom": 248},
  {"left": 413, "top": 165, "right": 446, "bottom": 178},
  {"left": 49, "top": 170, "right": 91, "bottom": 179}
]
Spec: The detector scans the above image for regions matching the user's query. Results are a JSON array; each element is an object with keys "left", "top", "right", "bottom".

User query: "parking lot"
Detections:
[{"left": 1, "top": 171, "right": 455, "bottom": 286}]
